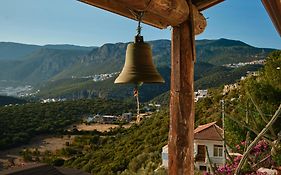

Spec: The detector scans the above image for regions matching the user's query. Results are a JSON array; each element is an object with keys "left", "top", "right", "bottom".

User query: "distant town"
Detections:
[
  {"left": 0, "top": 65, "right": 260, "bottom": 104},
  {"left": 0, "top": 85, "right": 39, "bottom": 97},
  {"left": 223, "top": 59, "right": 265, "bottom": 68},
  {"left": 71, "top": 72, "right": 120, "bottom": 82}
]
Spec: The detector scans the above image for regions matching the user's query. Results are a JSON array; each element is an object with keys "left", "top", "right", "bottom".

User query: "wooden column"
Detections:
[{"left": 168, "top": 19, "right": 195, "bottom": 174}]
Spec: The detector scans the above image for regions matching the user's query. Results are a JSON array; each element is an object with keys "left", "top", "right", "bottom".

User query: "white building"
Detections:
[
  {"left": 161, "top": 122, "right": 225, "bottom": 172},
  {"left": 121, "top": 112, "right": 133, "bottom": 122},
  {"left": 194, "top": 89, "right": 208, "bottom": 102},
  {"left": 162, "top": 145, "right": 168, "bottom": 168},
  {"left": 194, "top": 122, "right": 225, "bottom": 171}
]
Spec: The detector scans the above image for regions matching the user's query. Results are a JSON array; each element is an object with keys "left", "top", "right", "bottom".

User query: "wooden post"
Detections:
[{"left": 168, "top": 19, "right": 195, "bottom": 174}]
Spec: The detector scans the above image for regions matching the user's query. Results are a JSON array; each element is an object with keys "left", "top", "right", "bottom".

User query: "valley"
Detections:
[
  {"left": 0, "top": 39, "right": 279, "bottom": 175},
  {"left": 0, "top": 38, "right": 273, "bottom": 102},
  {"left": 0, "top": 122, "right": 132, "bottom": 170}
]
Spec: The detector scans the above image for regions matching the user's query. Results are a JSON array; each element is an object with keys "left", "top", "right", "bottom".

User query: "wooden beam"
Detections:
[
  {"left": 79, "top": 0, "right": 206, "bottom": 33},
  {"left": 79, "top": 0, "right": 170, "bottom": 29},
  {"left": 261, "top": 0, "right": 281, "bottom": 37},
  {"left": 117, "top": 0, "right": 189, "bottom": 26},
  {"left": 192, "top": 5, "right": 207, "bottom": 35},
  {"left": 192, "top": 0, "right": 224, "bottom": 11},
  {"left": 169, "top": 19, "right": 195, "bottom": 174}
]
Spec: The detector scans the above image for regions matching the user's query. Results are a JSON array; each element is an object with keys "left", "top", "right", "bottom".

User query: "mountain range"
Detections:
[{"left": 0, "top": 39, "right": 275, "bottom": 101}]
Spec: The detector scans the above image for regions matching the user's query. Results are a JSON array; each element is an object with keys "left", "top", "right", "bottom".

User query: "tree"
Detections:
[{"left": 263, "top": 51, "right": 281, "bottom": 90}]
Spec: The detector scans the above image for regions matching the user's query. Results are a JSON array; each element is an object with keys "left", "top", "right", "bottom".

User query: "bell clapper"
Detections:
[{"left": 134, "top": 83, "right": 142, "bottom": 123}]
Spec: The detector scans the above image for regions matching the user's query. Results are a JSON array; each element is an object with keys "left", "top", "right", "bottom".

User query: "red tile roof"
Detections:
[{"left": 194, "top": 122, "right": 223, "bottom": 141}]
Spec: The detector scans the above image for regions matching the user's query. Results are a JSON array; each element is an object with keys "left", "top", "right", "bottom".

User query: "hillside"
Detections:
[
  {"left": 0, "top": 98, "right": 135, "bottom": 150},
  {"left": 0, "top": 39, "right": 274, "bottom": 101},
  {"left": 196, "top": 50, "right": 281, "bottom": 138},
  {"left": 52, "top": 40, "right": 171, "bottom": 80},
  {"left": 1, "top": 51, "right": 279, "bottom": 174},
  {"left": 37, "top": 62, "right": 263, "bottom": 102},
  {"left": 38, "top": 66, "right": 171, "bottom": 102},
  {"left": 0, "top": 42, "right": 40, "bottom": 61},
  {"left": 194, "top": 64, "right": 263, "bottom": 89},
  {"left": 40, "top": 51, "right": 280, "bottom": 174},
  {"left": 0, "top": 48, "right": 89, "bottom": 84},
  {"left": 40, "top": 109, "right": 169, "bottom": 175},
  {"left": 0, "top": 39, "right": 273, "bottom": 83},
  {"left": 196, "top": 38, "right": 274, "bottom": 65},
  {"left": 0, "top": 95, "right": 26, "bottom": 106},
  {"left": 53, "top": 39, "right": 272, "bottom": 80}
]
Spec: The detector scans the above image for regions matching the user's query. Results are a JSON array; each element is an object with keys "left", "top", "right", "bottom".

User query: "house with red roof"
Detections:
[
  {"left": 194, "top": 122, "right": 225, "bottom": 171},
  {"left": 162, "top": 122, "right": 226, "bottom": 172}
]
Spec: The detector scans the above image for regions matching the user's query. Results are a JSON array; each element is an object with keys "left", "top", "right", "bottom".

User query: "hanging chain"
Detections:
[
  {"left": 128, "top": 10, "right": 144, "bottom": 36},
  {"left": 136, "top": 12, "right": 144, "bottom": 36}
]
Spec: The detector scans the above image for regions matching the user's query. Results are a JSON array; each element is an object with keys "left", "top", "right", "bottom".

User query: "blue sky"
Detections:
[{"left": 0, "top": 0, "right": 280, "bottom": 49}]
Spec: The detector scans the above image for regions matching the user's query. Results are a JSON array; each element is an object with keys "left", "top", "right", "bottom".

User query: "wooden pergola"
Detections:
[{"left": 78, "top": 0, "right": 281, "bottom": 174}]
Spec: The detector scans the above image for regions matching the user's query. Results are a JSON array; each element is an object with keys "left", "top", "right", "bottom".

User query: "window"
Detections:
[
  {"left": 196, "top": 145, "right": 206, "bottom": 162},
  {"left": 199, "top": 166, "right": 207, "bottom": 171},
  {"left": 213, "top": 145, "right": 223, "bottom": 157},
  {"left": 162, "top": 152, "right": 168, "bottom": 160}
]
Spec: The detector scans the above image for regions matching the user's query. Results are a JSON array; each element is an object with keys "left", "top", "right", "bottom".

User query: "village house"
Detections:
[
  {"left": 162, "top": 122, "right": 225, "bottom": 172},
  {"left": 194, "top": 89, "right": 208, "bottom": 102},
  {"left": 120, "top": 112, "right": 133, "bottom": 122},
  {"left": 92, "top": 115, "right": 117, "bottom": 124},
  {"left": 86, "top": 113, "right": 133, "bottom": 124}
]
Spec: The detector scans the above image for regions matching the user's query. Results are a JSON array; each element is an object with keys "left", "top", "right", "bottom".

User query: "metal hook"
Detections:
[{"left": 128, "top": 9, "right": 144, "bottom": 36}]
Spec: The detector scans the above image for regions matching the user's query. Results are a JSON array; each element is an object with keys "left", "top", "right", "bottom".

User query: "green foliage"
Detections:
[
  {"left": 37, "top": 61, "right": 263, "bottom": 102},
  {"left": 127, "top": 152, "right": 160, "bottom": 173},
  {"left": 272, "top": 145, "right": 281, "bottom": 165},
  {"left": 196, "top": 38, "right": 274, "bottom": 65},
  {"left": 0, "top": 95, "right": 26, "bottom": 106},
  {"left": 195, "top": 88, "right": 223, "bottom": 127},
  {"left": 0, "top": 98, "right": 134, "bottom": 150},
  {"left": 263, "top": 51, "right": 281, "bottom": 89},
  {"left": 56, "top": 109, "right": 169, "bottom": 175},
  {"left": 38, "top": 66, "right": 171, "bottom": 102},
  {"left": 195, "top": 64, "right": 263, "bottom": 90},
  {"left": 224, "top": 51, "right": 281, "bottom": 146},
  {"left": 1, "top": 40, "right": 278, "bottom": 174},
  {"left": 240, "top": 51, "right": 281, "bottom": 133},
  {"left": 51, "top": 158, "right": 65, "bottom": 166},
  {"left": 193, "top": 50, "right": 281, "bottom": 148},
  {"left": 20, "top": 149, "right": 33, "bottom": 162}
]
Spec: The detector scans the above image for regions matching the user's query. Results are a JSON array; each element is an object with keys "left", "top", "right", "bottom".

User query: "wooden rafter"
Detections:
[
  {"left": 79, "top": 0, "right": 210, "bottom": 35},
  {"left": 192, "top": 0, "right": 224, "bottom": 11},
  {"left": 79, "top": 0, "right": 189, "bottom": 29},
  {"left": 262, "top": 0, "right": 281, "bottom": 37}
]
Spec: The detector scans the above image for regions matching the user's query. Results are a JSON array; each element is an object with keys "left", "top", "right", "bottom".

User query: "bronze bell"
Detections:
[{"left": 114, "top": 36, "right": 165, "bottom": 84}]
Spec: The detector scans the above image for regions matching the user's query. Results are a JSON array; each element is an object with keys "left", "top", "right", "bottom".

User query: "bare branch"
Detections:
[
  {"left": 234, "top": 104, "right": 281, "bottom": 175},
  {"left": 225, "top": 113, "right": 274, "bottom": 141},
  {"left": 248, "top": 92, "right": 277, "bottom": 139},
  {"left": 205, "top": 146, "right": 217, "bottom": 175}
]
